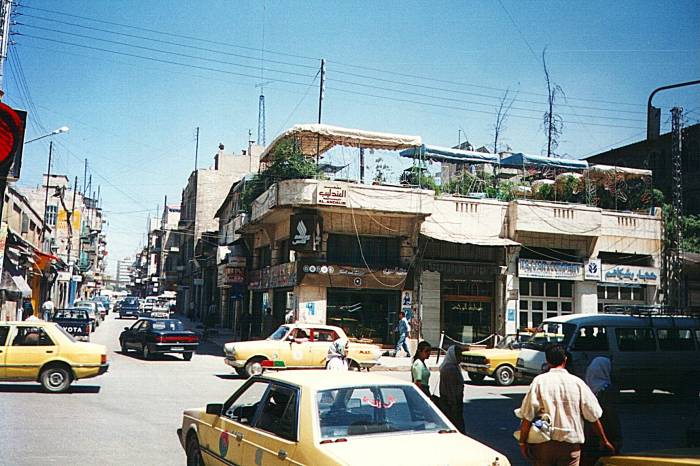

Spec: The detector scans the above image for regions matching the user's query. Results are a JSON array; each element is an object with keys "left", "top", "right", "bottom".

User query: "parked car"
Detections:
[
  {"left": 223, "top": 323, "right": 383, "bottom": 378},
  {"left": 0, "top": 321, "right": 108, "bottom": 392},
  {"left": 178, "top": 371, "right": 511, "bottom": 466},
  {"left": 461, "top": 333, "right": 530, "bottom": 386},
  {"left": 119, "top": 318, "right": 198, "bottom": 361},
  {"left": 73, "top": 302, "right": 99, "bottom": 331},
  {"left": 118, "top": 296, "right": 140, "bottom": 319},
  {"left": 515, "top": 312, "right": 700, "bottom": 397},
  {"left": 51, "top": 308, "right": 92, "bottom": 341},
  {"left": 141, "top": 296, "right": 159, "bottom": 315},
  {"left": 597, "top": 449, "right": 700, "bottom": 465}
]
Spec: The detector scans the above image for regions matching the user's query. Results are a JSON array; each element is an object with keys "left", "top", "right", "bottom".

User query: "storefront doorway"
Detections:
[
  {"left": 326, "top": 288, "right": 400, "bottom": 345},
  {"left": 519, "top": 278, "right": 574, "bottom": 329},
  {"left": 442, "top": 279, "right": 494, "bottom": 344}
]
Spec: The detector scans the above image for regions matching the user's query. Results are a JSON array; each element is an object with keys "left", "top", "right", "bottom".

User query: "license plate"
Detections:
[{"left": 171, "top": 347, "right": 184, "bottom": 351}]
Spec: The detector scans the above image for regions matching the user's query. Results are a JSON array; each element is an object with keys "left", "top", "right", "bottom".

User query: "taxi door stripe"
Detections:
[{"left": 200, "top": 446, "right": 240, "bottom": 466}]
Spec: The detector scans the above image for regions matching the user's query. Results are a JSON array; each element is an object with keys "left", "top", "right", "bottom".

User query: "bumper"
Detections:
[
  {"left": 98, "top": 363, "right": 110, "bottom": 375},
  {"left": 225, "top": 357, "right": 245, "bottom": 369},
  {"left": 177, "top": 428, "right": 184, "bottom": 449},
  {"left": 461, "top": 363, "right": 492, "bottom": 374},
  {"left": 515, "top": 367, "right": 536, "bottom": 382},
  {"left": 151, "top": 343, "right": 198, "bottom": 353}
]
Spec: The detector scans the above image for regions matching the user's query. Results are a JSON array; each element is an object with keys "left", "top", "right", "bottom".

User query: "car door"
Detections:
[
  {"left": 201, "top": 380, "right": 270, "bottom": 466},
  {"left": 124, "top": 320, "right": 144, "bottom": 349},
  {"left": 240, "top": 383, "right": 299, "bottom": 466},
  {"left": 0, "top": 325, "right": 10, "bottom": 378},
  {"left": 308, "top": 328, "right": 339, "bottom": 367},
  {"left": 568, "top": 325, "right": 611, "bottom": 378},
  {"left": 137, "top": 321, "right": 152, "bottom": 350},
  {"left": 4, "top": 325, "right": 57, "bottom": 380},
  {"left": 282, "top": 328, "right": 310, "bottom": 368}
]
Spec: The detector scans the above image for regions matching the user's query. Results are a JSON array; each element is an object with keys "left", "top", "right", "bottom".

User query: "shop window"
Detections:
[
  {"left": 572, "top": 326, "right": 609, "bottom": 351},
  {"left": 519, "top": 312, "right": 528, "bottom": 328},
  {"left": 620, "top": 287, "right": 632, "bottom": 301},
  {"left": 531, "top": 301, "right": 543, "bottom": 311},
  {"left": 532, "top": 312, "right": 543, "bottom": 327},
  {"left": 597, "top": 285, "right": 607, "bottom": 300},
  {"left": 520, "top": 280, "right": 530, "bottom": 296},
  {"left": 560, "top": 282, "right": 573, "bottom": 298},
  {"left": 530, "top": 281, "right": 544, "bottom": 297},
  {"left": 545, "top": 281, "right": 558, "bottom": 297},
  {"left": 615, "top": 328, "right": 656, "bottom": 352},
  {"left": 561, "top": 302, "right": 573, "bottom": 313},
  {"left": 519, "top": 300, "right": 528, "bottom": 311},
  {"left": 657, "top": 329, "right": 696, "bottom": 351},
  {"left": 328, "top": 234, "right": 400, "bottom": 267}
]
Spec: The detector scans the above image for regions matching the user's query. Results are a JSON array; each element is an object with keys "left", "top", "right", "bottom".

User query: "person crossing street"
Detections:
[{"left": 394, "top": 311, "right": 411, "bottom": 357}]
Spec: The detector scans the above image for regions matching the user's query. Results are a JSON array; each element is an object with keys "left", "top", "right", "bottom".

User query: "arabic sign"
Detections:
[
  {"left": 317, "top": 183, "right": 348, "bottom": 206},
  {"left": 248, "top": 262, "right": 298, "bottom": 290},
  {"left": 289, "top": 214, "right": 322, "bottom": 252},
  {"left": 518, "top": 258, "right": 583, "bottom": 281},
  {"left": 584, "top": 259, "right": 602, "bottom": 281},
  {"left": 602, "top": 265, "right": 659, "bottom": 285},
  {"left": 218, "top": 264, "right": 245, "bottom": 287}
]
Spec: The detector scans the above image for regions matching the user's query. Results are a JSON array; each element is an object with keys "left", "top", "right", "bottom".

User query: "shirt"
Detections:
[
  {"left": 326, "top": 357, "right": 349, "bottom": 371},
  {"left": 398, "top": 317, "right": 410, "bottom": 336},
  {"left": 42, "top": 301, "right": 55, "bottom": 311},
  {"left": 519, "top": 368, "right": 603, "bottom": 444},
  {"left": 411, "top": 359, "right": 430, "bottom": 391}
]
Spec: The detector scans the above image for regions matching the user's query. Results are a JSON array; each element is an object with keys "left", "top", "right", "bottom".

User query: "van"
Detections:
[{"left": 515, "top": 312, "right": 700, "bottom": 397}]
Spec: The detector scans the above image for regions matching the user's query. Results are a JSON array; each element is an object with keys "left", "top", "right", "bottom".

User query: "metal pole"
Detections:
[
  {"left": 0, "top": 0, "right": 14, "bottom": 95},
  {"left": 359, "top": 147, "right": 365, "bottom": 184},
  {"left": 42, "top": 141, "right": 53, "bottom": 241},
  {"left": 670, "top": 107, "right": 684, "bottom": 308},
  {"left": 194, "top": 126, "right": 200, "bottom": 170},
  {"left": 647, "top": 80, "right": 700, "bottom": 140},
  {"left": 82, "top": 159, "right": 87, "bottom": 194}
]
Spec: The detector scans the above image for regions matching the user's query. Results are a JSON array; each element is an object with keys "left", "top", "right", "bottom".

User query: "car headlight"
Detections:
[{"left": 224, "top": 345, "right": 236, "bottom": 358}]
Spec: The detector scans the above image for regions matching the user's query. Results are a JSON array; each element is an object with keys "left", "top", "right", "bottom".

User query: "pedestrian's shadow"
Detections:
[
  {"left": 116, "top": 350, "right": 190, "bottom": 362},
  {"left": 0, "top": 383, "right": 101, "bottom": 394}
]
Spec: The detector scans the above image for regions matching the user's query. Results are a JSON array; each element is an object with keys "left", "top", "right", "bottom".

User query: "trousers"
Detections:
[
  {"left": 395, "top": 333, "right": 410, "bottom": 356},
  {"left": 530, "top": 441, "right": 581, "bottom": 466}
]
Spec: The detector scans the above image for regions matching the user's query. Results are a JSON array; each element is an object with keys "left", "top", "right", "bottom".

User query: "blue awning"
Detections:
[
  {"left": 400, "top": 144, "right": 499, "bottom": 164},
  {"left": 499, "top": 152, "right": 588, "bottom": 170}
]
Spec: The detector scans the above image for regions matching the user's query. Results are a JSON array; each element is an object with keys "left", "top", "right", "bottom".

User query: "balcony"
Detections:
[
  {"left": 508, "top": 200, "right": 602, "bottom": 239},
  {"left": 597, "top": 209, "right": 662, "bottom": 256}
]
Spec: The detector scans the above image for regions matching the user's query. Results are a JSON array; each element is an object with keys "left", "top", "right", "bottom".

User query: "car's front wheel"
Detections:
[
  {"left": 40, "top": 365, "right": 72, "bottom": 393},
  {"left": 186, "top": 433, "right": 204, "bottom": 466},
  {"left": 494, "top": 365, "right": 516, "bottom": 386},
  {"left": 244, "top": 358, "right": 265, "bottom": 377}
]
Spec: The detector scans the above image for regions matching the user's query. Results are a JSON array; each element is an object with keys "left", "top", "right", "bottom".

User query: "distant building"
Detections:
[
  {"left": 116, "top": 257, "right": 132, "bottom": 289},
  {"left": 585, "top": 123, "right": 700, "bottom": 214}
]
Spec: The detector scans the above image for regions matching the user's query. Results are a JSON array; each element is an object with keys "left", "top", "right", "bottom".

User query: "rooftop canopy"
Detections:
[
  {"left": 399, "top": 144, "right": 499, "bottom": 164},
  {"left": 499, "top": 152, "right": 589, "bottom": 171},
  {"left": 260, "top": 123, "right": 422, "bottom": 163}
]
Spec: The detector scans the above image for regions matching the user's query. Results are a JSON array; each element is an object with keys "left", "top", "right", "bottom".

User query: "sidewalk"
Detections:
[{"left": 375, "top": 355, "right": 443, "bottom": 372}]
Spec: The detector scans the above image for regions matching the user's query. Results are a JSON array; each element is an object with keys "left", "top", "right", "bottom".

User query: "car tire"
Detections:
[
  {"left": 183, "top": 352, "right": 193, "bottom": 361},
  {"left": 468, "top": 372, "right": 485, "bottom": 383},
  {"left": 244, "top": 358, "right": 265, "bottom": 377},
  {"left": 186, "top": 433, "right": 204, "bottom": 466},
  {"left": 120, "top": 339, "right": 128, "bottom": 353},
  {"left": 348, "top": 360, "right": 361, "bottom": 371},
  {"left": 40, "top": 365, "right": 72, "bottom": 393},
  {"left": 143, "top": 345, "right": 153, "bottom": 360},
  {"left": 494, "top": 365, "right": 516, "bottom": 386},
  {"left": 235, "top": 367, "right": 247, "bottom": 377}
]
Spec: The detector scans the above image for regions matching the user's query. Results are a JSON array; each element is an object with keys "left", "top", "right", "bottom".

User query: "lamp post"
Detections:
[{"left": 25, "top": 126, "right": 69, "bottom": 144}]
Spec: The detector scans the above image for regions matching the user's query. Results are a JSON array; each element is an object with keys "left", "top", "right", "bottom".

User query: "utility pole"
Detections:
[
  {"left": 42, "top": 141, "right": 53, "bottom": 241},
  {"left": 194, "top": 126, "right": 200, "bottom": 170},
  {"left": 316, "top": 58, "right": 325, "bottom": 164},
  {"left": 359, "top": 147, "right": 365, "bottom": 183},
  {"left": 669, "top": 107, "right": 684, "bottom": 308},
  {"left": 0, "top": 0, "right": 14, "bottom": 96},
  {"left": 82, "top": 158, "right": 87, "bottom": 194}
]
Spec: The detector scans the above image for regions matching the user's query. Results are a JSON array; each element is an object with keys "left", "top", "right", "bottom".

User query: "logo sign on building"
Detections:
[
  {"left": 584, "top": 259, "right": 602, "bottom": 281},
  {"left": 602, "top": 265, "right": 659, "bottom": 286},
  {"left": 289, "top": 214, "right": 322, "bottom": 251},
  {"left": 518, "top": 258, "right": 583, "bottom": 281},
  {"left": 317, "top": 184, "right": 348, "bottom": 206}
]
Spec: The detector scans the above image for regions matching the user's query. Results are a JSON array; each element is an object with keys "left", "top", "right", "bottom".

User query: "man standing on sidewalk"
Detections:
[
  {"left": 41, "top": 299, "right": 55, "bottom": 321},
  {"left": 394, "top": 311, "right": 411, "bottom": 357},
  {"left": 518, "top": 344, "right": 614, "bottom": 466}
]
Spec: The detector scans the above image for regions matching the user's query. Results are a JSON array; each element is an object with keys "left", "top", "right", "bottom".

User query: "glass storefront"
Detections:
[
  {"left": 519, "top": 278, "right": 574, "bottom": 329},
  {"left": 597, "top": 284, "right": 647, "bottom": 312},
  {"left": 326, "top": 288, "right": 400, "bottom": 345},
  {"left": 442, "top": 279, "right": 494, "bottom": 344}
]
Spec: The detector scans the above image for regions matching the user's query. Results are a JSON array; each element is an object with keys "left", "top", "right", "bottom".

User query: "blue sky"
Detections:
[{"left": 6, "top": 0, "right": 699, "bottom": 274}]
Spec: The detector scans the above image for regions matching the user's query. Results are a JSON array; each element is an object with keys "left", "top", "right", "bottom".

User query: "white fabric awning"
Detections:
[
  {"left": 260, "top": 123, "right": 422, "bottom": 162},
  {"left": 588, "top": 164, "right": 652, "bottom": 179},
  {"left": 421, "top": 228, "right": 519, "bottom": 247},
  {"left": 11, "top": 275, "right": 32, "bottom": 298}
]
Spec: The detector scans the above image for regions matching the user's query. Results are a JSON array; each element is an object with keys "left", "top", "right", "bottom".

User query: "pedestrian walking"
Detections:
[
  {"left": 581, "top": 357, "right": 623, "bottom": 466},
  {"left": 412, "top": 340, "right": 432, "bottom": 397},
  {"left": 394, "top": 311, "right": 411, "bottom": 357},
  {"left": 517, "top": 344, "right": 614, "bottom": 466},
  {"left": 41, "top": 299, "right": 55, "bottom": 321},
  {"left": 326, "top": 338, "right": 350, "bottom": 371},
  {"left": 439, "top": 345, "right": 465, "bottom": 434}
]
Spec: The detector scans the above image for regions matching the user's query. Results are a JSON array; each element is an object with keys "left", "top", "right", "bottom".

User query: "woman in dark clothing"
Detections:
[
  {"left": 439, "top": 345, "right": 466, "bottom": 434},
  {"left": 581, "top": 357, "right": 623, "bottom": 466}
]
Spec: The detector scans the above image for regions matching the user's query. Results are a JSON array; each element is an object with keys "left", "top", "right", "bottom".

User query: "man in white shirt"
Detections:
[
  {"left": 41, "top": 299, "right": 55, "bottom": 321},
  {"left": 518, "top": 344, "right": 614, "bottom": 466}
]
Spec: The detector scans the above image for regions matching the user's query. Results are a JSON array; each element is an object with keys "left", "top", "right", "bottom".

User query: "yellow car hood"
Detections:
[{"left": 320, "top": 432, "right": 509, "bottom": 466}]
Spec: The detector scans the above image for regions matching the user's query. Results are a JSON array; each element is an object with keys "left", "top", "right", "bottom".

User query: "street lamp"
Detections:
[{"left": 25, "top": 126, "right": 69, "bottom": 144}]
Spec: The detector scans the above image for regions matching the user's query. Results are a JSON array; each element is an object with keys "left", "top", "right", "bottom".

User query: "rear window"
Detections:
[
  {"left": 615, "top": 328, "right": 656, "bottom": 352},
  {"left": 571, "top": 326, "right": 609, "bottom": 351},
  {"left": 523, "top": 322, "right": 576, "bottom": 349},
  {"left": 151, "top": 320, "right": 185, "bottom": 331},
  {"left": 316, "top": 385, "right": 448, "bottom": 439},
  {"left": 657, "top": 329, "right": 696, "bottom": 351}
]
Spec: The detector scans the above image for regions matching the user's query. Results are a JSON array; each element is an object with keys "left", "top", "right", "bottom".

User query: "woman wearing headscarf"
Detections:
[
  {"left": 326, "top": 338, "right": 350, "bottom": 371},
  {"left": 581, "top": 357, "right": 623, "bottom": 466},
  {"left": 439, "top": 345, "right": 465, "bottom": 434}
]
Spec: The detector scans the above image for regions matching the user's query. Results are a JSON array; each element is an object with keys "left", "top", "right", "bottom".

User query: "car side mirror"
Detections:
[
  {"left": 124, "top": 327, "right": 129, "bottom": 331},
  {"left": 206, "top": 403, "right": 223, "bottom": 415}
]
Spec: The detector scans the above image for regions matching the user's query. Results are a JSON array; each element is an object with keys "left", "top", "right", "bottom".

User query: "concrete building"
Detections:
[{"left": 116, "top": 256, "right": 132, "bottom": 289}]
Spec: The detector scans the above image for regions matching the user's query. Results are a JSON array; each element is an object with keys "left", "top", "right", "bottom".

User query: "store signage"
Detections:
[
  {"left": 218, "top": 264, "right": 245, "bottom": 287},
  {"left": 57, "top": 271, "right": 71, "bottom": 281},
  {"left": 317, "top": 183, "right": 348, "bottom": 206},
  {"left": 518, "top": 258, "right": 583, "bottom": 280},
  {"left": 602, "top": 265, "right": 659, "bottom": 285},
  {"left": 289, "top": 214, "right": 322, "bottom": 251},
  {"left": 584, "top": 259, "right": 602, "bottom": 281},
  {"left": 248, "top": 262, "right": 298, "bottom": 290},
  {"left": 72, "top": 275, "right": 83, "bottom": 282}
]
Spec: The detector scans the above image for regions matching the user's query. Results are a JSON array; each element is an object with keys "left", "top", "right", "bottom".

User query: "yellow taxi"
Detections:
[
  {"left": 0, "top": 320, "right": 109, "bottom": 392},
  {"left": 178, "top": 370, "right": 511, "bottom": 466},
  {"left": 224, "top": 324, "right": 382, "bottom": 377},
  {"left": 597, "top": 449, "right": 700, "bottom": 465},
  {"left": 460, "top": 334, "right": 528, "bottom": 386}
]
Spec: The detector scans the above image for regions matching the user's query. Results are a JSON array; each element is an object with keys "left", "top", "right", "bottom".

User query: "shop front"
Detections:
[
  {"left": 597, "top": 264, "right": 659, "bottom": 311},
  {"left": 247, "top": 262, "right": 298, "bottom": 339}
]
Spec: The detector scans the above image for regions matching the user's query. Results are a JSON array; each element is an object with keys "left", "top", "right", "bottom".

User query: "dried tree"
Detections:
[
  {"left": 542, "top": 48, "right": 565, "bottom": 157},
  {"left": 492, "top": 88, "right": 516, "bottom": 154}
]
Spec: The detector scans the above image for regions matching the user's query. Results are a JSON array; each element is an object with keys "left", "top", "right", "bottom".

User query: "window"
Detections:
[
  {"left": 21, "top": 213, "right": 29, "bottom": 234},
  {"left": 316, "top": 385, "right": 448, "bottom": 439},
  {"left": 615, "top": 328, "right": 656, "bottom": 352},
  {"left": 255, "top": 246, "right": 272, "bottom": 269},
  {"left": 530, "top": 281, "right": 544, "bottom": 297},
  {"left": 572, "top": 326, "right": 609, "bottom": 351},
  {"left": 519, "top": 279, "right": 574, "bottom": 329},
  {"left": 0, "top": 326, "right": 9, "bottom": 345},
  {"left": 327, "top": 234, "right": 400, "bottom": 267},
  {"left": 545, "top": 281, "right": 558, "bottom": 297},
  {"left": 312, "top": 329, "right": 339, "bottom": 342},
  {"left": 224, "top": 381, "right": 270, "bottom": 426},
  {"left": 276, "top": 239, "right": 290, "bottom": 265},
  {"left": 560, "top": 282, "right": 573, "bottom": 298},
  {"left": 255, "top": 385, "right": 299, "bottom": 441},
  {"left": 657, "top": 329, "right": 696, "bottom": 351},
  {"left": 12, "top": 327, "right": 54, "bottom": 346}
]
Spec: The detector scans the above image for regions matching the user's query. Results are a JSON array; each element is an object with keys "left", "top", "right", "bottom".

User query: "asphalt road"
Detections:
[{"left": 1, "top": 313, "right": 697, "bottom": 465}]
